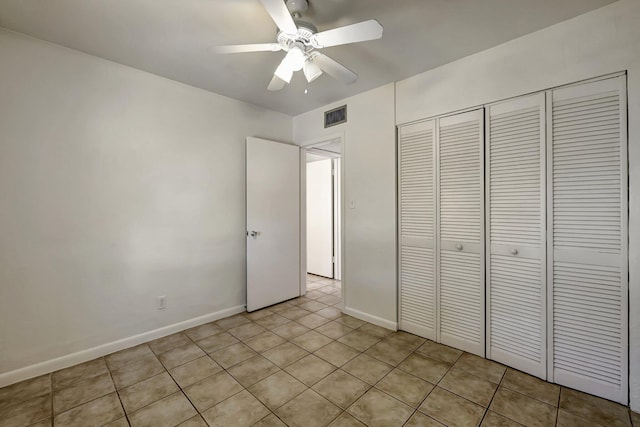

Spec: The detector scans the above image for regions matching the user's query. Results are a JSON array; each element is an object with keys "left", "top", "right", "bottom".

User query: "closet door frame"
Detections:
[
  {"left": 485, "top": 93, "right": 547, "bottom": 378},
  {"left": 546, "top": 74, "right": 628, "bottom": 404}
]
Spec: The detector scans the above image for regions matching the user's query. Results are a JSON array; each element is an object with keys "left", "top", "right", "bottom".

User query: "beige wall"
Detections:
[{"left": 0, "top": 29, "right": 291, "bottom": 383}]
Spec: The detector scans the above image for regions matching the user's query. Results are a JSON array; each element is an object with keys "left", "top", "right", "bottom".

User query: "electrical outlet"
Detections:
[{"left": 157, "top": 295, "right": 167, "bottom": 310}]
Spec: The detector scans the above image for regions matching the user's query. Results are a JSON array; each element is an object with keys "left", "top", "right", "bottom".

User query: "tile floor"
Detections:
[{"left": 1, "top": 274, "right": 638, "bottom": 427}]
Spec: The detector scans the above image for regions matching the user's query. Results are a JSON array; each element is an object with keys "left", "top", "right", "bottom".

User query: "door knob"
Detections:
[
  {"left": 249, "top": 230, "right": 259, "bottom": 238},
  {"left": 510, "top": 248, "right": 519, "bottom": 255},
  {"left": 456, "top": 243, "right": 463, "bottom": 251}
]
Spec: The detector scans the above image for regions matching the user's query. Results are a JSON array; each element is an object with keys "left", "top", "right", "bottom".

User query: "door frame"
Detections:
[{"left": 300, "top": 133, "right": 345, "bottom": 309}]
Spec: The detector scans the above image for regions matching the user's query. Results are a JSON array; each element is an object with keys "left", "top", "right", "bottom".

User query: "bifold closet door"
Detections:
[
  {"left": 548, "top": 76, "right": 628, "bottom": 403},
  {"left": 486, "top": 93, "right": 546, "bottom": 378},
  {"left": 398, "top": 120, "right": 437, "bottom": 339},
  {"left": 438, "top": 109, "right": 485, "bottom": 356}
]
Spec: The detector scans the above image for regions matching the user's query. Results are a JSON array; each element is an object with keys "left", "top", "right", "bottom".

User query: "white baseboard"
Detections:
[
  {"left": 343, "top": 306, "right": 397, "bottom": 331},
  {"left": 0, "top": 305, "right": 246, "bottom": 388}
]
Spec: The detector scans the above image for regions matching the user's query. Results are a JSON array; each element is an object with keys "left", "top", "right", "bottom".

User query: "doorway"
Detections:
[{"left": 304, "top": 138, "right": 343, "bottom": 305}]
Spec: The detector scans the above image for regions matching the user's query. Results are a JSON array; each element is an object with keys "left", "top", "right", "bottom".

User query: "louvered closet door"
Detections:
[
  {"left": 438, "top": 109, "right": 485, "bottom": 356},
  {"left": 398, "top": 120, "right": 437, "bottom": 339},
  {"left": 548, "top": 76, "right": 628, "bottom": 404},
  {"left": 486, "top": 94, "right": 546, "bottom": 378}
]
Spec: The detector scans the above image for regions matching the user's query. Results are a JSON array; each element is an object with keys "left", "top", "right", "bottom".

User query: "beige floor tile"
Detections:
[
  {"left": 375, "top": 368, "right": 434, "bottom": 407},
  {"left": 348, "top": 388, "right": 413, "bottom": 427},
  {"left": 297, "top": 313, "right": 332, "bottom": 329},
  {"left": 420, "top": 387, "right": 485, "bottom": 427},
  {"left": 183, "top": 323, "right": 224, "bottom": 341},
  {"left": 202, "top": 389, "right": 270, "bottom": 427},
  {"left": 556, "top": 408, "right": 606, "bottom": 427},
  {"left": 195, "top": 331, "right": 239, "bottom": 353},
  {"left": 415, "top": 341, "right": 463, "bottom": 364},
  {"left": 270, "top": 301, "right": 295, "bottom": 313},
  {"left": 317, "top": 295, "right": 342, "bottom": 305},
  {"left": 439, "top": 366, "right": 498, "bottom": 407},
  {"left": 105, "top": 344, "right": 154, "bottom": 371},
  {"left": 158, "top": 342, "right": 205, "bottom": 370},
  {"left": 481, "top": 411, "right": 523, "bottom": 426},
  {"left": 244, "top": 308, "right": 274, "bottom": 321},
  {"left": 210, "top": 343, "right": 257, "bottom": 369},
  {"left": 27, "top": 419, "right": 53, "bottom": 427},
  {"left": 289, "top": 296, "right": 312, "bottom": 306},
  {"left": 129, "top": 391, "right": 196, "bottom": 427},
  {"left": 169, "top": 356, "right": 222, "bottom": 388},
  {"left": 298, "top": 300, "right": 328, "bottom": 312},
  {"left": 244, "top": 331, "right": 286, "bottom": 353},
  {"left": 178, "top": 415, "right": 209, "bottom": 426},
  {"left": 314, "top": 341, "right": 360, "bottom": 367},
  {"left": 454, "top": 353, "right": 506, "bottom": 384},
  {"left": 53, "top": 371, "right": 115, "bottom": 413},
  {"left": 328, "top": 412, "right": 367, "bottom": 426},
  {"left": 271, "top": 321, "right": 310, "bottom": 339},
  {"left": 342, "top": 354, "right": 393, "bottom": 385},
  {"left": 316, "top": 321, "right": 354, "bottom": 339},
  {"left": 559, "top": 387, "right": 631, "bottom": 427},
  {"left": 253, "top": 413, "right": 288, "bottom": 427},
  {"left": 285, "top": 354, "right": 337, "bottom": 386},
  {"left": 110, "top": 354, "right": 165, "bottom": 390},
  {"left": 263, "top": 342, "right": 309, "bottom": 367},
  {"left": 0, "top": 374, "right": 51, "bottom": 411},
  {"left": 632, "top": 411, "right": 640, "bottom": 426},
  {"left": 334, "top": 316, "right": 366, "bottom": 329},
  {"left": 316, "top": 306, "right": 344, "bottom": 320},
  {"left": 356, "top": 324, "right": 393, "bottom": 340},
  {"left": 227, "top": 355, "right": 280, "bottom": 387},
  {"left": 312, "top": 370, "right": 370, "bottom": 409},
  {"left": 183, "top": 371, "right": 243, "bottom": 412},
  {"left": 279, "top": 306, "right": 313, "bottom": 321},
  {"left": 119, "top": 372, "right": 179, "bottom": 414},
  {"left": 276, "top": 389, "right": 342, "bottom": 427},
  {"left": 305, "top": 290, "right": 328, "bottom": 300},
  {"left": 291, "top": 330, "right": 334, "bottom": 352},
  {"left": 104, "top": 418, "right": 129, "bottom": 427},
  {"left": 215, "top": 314, "right": 251, "bottom": 330},
  {"left": 53, "top": 358, "right": 108, "bottom": 390},
  {"left": 338, "top": 330, "right": 381, "bottom": 352},
  {"left": 502, "top": 369, "right": 559, "bottom": 407},
  {"left": 54, "top": 392, "right": 124, "bottom": 427},
  {"left": 228, "top": 322, "right": 267, "bottom": 341},
  {"left": 405, "top": 411, "right": 445, "bottom": 426},
  {"left": 364, "top": 340, "right": 413, "bottom": 366},
  {"left": 249, "top": 371, "right": 308, "bottom": 410},
  {"left": 149, "top": 333, "right": 190, "bottom": 357},
  {"left": 398, "top": 354, "right": 450, "bottom": 383},
  {"left": 391, "top": 331, "right": 426, "bottom": 348},
  {"left": 490, "top": 387, "right": 557, "bottom": 427},
  {"left": 0, "top": 395, "right": 51, "bottom": 427}
]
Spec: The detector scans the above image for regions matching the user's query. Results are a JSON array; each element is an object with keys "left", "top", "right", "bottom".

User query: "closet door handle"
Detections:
[
  {"left": 510, "top": 248, "right": 519, "bottom": 255},
  {"left": 456, "top": 243, "right": 463, "bottom": 251}
]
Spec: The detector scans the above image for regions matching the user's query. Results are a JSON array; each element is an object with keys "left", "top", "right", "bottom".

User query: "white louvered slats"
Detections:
[
  {"left": 399, "top": 121, "right": 436, "bottom": 339},
  {"left": 549, "top": 76, "right": 628, "bottom": 404},
  {"left": 486, "top": 94, "right": 546, "bottom": 378},
  {"left": 438, "top": 109, "right": 485, "bottom": 356}
]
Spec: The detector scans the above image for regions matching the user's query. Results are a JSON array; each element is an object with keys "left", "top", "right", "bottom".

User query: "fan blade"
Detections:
[
  {"left": 212, "top": 43, "right": 282, "bottom": 54},
  {"left": 259, "top": 0, "right": 298, "bottom": 34},
  {"left": 267, "top": 75, "right": 287, "bottom": 91},
  {"left": 312, "top": 19, "right": 383, "bottom": 48},
  {"left": 312, "top": 53, "right": 357, "bottom": 84}
]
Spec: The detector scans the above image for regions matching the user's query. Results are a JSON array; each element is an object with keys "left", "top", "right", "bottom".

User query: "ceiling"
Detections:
[{"left": 0, "top": 0, "right": 616, "bottom": 115}]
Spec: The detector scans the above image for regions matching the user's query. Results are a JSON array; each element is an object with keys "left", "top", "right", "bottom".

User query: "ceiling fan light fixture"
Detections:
[
  {"left": 303, "top": 59, "right": 322, "bottom": 83},
  {"left": 274, "top": 60, "right": 294, "bottom": 83}
]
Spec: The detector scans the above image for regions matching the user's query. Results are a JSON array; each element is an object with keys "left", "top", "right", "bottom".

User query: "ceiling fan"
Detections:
[{"left": 213, "top": 0, "right": 383, "bottom": 91}]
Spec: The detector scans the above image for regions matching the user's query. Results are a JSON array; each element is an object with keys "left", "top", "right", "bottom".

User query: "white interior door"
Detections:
[
  {"left": 548, "top": 76, "right": 628, "bottom": 404},
  {"left": 486, "top": 93, "right": 547, "bottom": 378},
  {"left": 246, "top": 137, "right": 300, "bottom": 312},
  {"left": 307, "top": 158, "right": 333, "bottom": 278},
  {"left": 398, "top": 120, "right": 437, "bottom": 339},
  {"left": 437, "top": 109, "right": 485, "bottom": 356}
]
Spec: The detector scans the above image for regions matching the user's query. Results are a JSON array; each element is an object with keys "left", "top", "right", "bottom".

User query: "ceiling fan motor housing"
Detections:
[{"left": 286, "top": 0, "right": 308, "bottom": 17}]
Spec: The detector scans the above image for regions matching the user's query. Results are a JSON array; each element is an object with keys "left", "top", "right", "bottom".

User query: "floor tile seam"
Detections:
[
  {"left": 498, "top": 380, "right": 561, "bottom": 409},
  {"left": 370, "top": 373, "right": 433, "bottom": 410},
  {"left": 109, "top": 361, "right": 132, "bottom": 427}
]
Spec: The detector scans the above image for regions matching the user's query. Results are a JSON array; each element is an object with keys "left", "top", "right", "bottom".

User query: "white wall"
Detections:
[
  {"left": 0, "top": 29, "right": 292, "bottom": 381},
  {"left": 396, "top": 0, "right": 640, "bottom": 409},
  {"left": 294, "top": 84, "right": 397, "bottom": 329}
]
